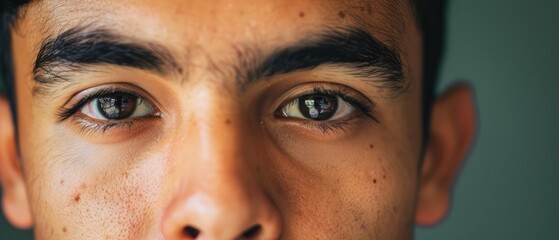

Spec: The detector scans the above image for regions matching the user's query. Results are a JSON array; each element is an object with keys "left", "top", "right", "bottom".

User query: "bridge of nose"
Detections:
[{"left": 160, "top": 88, "right": 281, "bottom": 239}]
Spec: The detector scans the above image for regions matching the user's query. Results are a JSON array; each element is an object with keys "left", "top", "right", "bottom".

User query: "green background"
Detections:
[
  {"left": 415, "top": 0, "right": 559, "bottom": 239},
  {"left": 1, "top": 0, "right": 558, "bottom": 239}
]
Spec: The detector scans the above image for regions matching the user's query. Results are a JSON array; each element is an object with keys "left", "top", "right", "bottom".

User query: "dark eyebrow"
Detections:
[
  {"left": 250, "top": 28, "right": 404, "bottom": 91},
  {"left": 33, "top": 26, "right": 404, "bottom": 96},
  {"left": 33, "top": 27, "right": 179, "bottom": 95}
]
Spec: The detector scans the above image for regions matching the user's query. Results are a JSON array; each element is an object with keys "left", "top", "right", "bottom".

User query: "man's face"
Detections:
[{"left": 9, "top": 0, "right": 427, "bottom": 238}]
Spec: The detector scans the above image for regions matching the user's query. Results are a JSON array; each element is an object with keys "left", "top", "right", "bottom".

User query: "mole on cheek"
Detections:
[
  {"left": 299, "top": 11, "right": 305, "bottom": 18},
  {"left": 62, "top": 226, "right": 67, "bottom": 233},
  {"left": 373, "top": 178, "right": 377, "bottom": 184},
  {"left": 225, "top": 119, "right": 231, "bottom": 124},
  {"left": 72, "top": 184, "right": 87, "bottom": 203},
  {"left": 369, "top": 144, "right": 374, "bottom": 149},
  {"left": 338, "top": 11, "right": 346, "bottom": 18}
]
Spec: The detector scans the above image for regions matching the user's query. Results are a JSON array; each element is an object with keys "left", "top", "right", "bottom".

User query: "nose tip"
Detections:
[{"left": 162, "top": 193, "right": 281, "bottom": 240}]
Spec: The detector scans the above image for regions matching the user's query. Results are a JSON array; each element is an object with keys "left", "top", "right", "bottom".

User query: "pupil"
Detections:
[
  {"left": 97, "top": 93, "right": 137, "bottom": 119},
  {"left": 298, "top": 94, "right": 338, "bottom": 120}
]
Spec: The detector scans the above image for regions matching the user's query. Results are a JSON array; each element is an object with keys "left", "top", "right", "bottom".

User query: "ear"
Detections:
[
  {"left": 415, "top": 83, "right": 477, "bottom": 226},
  {"left": 0, "top": 96, "right": 32, "bottom": 229}
]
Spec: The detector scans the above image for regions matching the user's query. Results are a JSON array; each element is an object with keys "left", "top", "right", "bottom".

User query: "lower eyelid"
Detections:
[
  {"left": 294, "top": 114, "right": 367, "bottom": 135},
  {"left": 77, "top": 117, "right": 159, "bottom": 134}
]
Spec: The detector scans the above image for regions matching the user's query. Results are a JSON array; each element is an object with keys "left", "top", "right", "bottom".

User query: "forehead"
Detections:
[{"left": 20, "top": 0, "right": 415, "bottom": 50}]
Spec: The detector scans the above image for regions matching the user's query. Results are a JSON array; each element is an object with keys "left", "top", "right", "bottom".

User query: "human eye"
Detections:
[
  {"left": 275, "top": 84, "right": 378, "bottom": 133},
  {"left": 81, "top": 91, "right": 155, "bottom": 121},
  {"left": 58, "top": 86, "right": 161, "bottom": 132}
]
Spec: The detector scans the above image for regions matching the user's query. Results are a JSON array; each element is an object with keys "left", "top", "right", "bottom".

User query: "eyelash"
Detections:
[
  {"left": 277, "top": 87, "right": 378, "bottom": 133},
  {"left": 74, "top": 118, "right": 135, "bottom": 135},
  {"left": 58, "top": 87, "right": 156, "bottom": 132}
]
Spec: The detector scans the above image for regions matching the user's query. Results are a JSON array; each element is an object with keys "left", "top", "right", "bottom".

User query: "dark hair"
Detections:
[
  {"left": 0, "top": 0, "right": 446, "bottom": 143},
  {"left": 0, "top": 0, "right": 31, "bottom": 126},
  {"left": 413, "top": 0, "right": 448, "bottom": 144}
]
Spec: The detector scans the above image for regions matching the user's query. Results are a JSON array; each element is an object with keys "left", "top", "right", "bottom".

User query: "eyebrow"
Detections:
[
  {"left": 251, "top": 28, "right": 403, "bottom": 90},
  {"left": 33, "top": 26, "right": 404, "bottom": 96},
  {"left": 33, "top": 27, "right": 179, "bottom": 95}
]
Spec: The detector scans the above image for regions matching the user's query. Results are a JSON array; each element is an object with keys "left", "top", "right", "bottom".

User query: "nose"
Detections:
[
  {"left": 161, "top": 98, "right": 281, "bottom": 240},
  {"left": 162, "top": 190, "right": 281, "bottom": 240}
]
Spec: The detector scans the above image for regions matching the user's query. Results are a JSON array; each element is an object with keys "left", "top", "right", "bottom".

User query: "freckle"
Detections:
[
  {"left": 74, "top": 194, "right": 81, "bottom": 202},
  {"left": 299, "top": 11, "right": 305, "bottom": 18},
  {"left": 369, "top": 144, "right": 374, "bottom": 149},
  {"left": 62, "top": 226, "right": 67, "bottom": 233},
  {"left": 225, "top": 119, "right": 231, "bottom": 124},
  {"left": 178, "top": 67, "right": 184, "bottom": 74},
  {"left": 338, "top": 11, "right": 346, "bottom": 18},
  {"left": 60, "top": 180, "right": 64, "bottom": 185},
  {"left": 383, "top": 175, "right": 386, "bottom": 179},
  {"left": 373, "top": 178, "right": 377, "bottom": 184}
]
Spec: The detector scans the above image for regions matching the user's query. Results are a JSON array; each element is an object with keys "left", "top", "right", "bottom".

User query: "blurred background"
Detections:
[
  {"left": 415, "top": 0, "right": 559, "bottom": 239},
  {"left": 1, "top": 0, "right": 558, "bottom": 239}
]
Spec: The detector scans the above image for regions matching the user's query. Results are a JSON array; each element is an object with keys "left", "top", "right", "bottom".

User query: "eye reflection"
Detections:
[
  {"left": 97, "top": 94, "right": 137, "bottom": 119},
  {"left": 281, "top": 94, "right": 355, "bottom": 121},
  {"left": 300, "top": 94, "right": 338, "bottom": 120},
  {"left": 81, "top": 92, "right": 155, "bottom": 121}
]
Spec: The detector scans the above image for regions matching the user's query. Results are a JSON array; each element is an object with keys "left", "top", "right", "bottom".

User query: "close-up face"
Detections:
[{"left": 0, "top": 0, "right": 476, "bottom": 239}]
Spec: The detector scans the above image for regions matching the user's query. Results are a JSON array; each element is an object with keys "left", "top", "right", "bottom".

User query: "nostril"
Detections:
[
  {"left": 240, "top": 224, "right": 262, "bottom": 238},
  {"left": 183, "top": 225, "right": 200, "bottom": 238}
]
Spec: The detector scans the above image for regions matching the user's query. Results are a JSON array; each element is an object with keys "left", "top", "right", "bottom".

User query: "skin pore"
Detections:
[{"left": 0, "top": 0, "right": 476, "bottom": 239}]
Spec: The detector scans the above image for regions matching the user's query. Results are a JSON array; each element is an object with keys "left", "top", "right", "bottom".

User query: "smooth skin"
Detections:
[{"left": 0, "top": 0, "right": 476, "bottom": 239}]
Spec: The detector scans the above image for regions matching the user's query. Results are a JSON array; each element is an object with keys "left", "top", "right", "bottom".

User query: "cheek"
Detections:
[
  {"left": 26, "top": 131, "right": 170, "bottom": 239},
  {"left": 265, "top": 123, "right": 418, "bottom": 238}
]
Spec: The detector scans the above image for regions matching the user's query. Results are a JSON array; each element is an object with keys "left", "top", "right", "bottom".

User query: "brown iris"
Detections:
[
  {"left": 297, "top": 94, "right": 338, "bottom": 120},
  {"left": 96, "top": 93, "right": 137, "bottom": 120}
]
